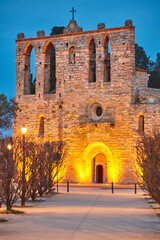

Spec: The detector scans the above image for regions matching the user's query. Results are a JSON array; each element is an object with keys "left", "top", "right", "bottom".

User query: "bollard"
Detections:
[
  {"left": 67, "top": 181, "right": 69, "bottom": 192},
  {"left": 112, "top": 182, "right": 114, "bottom": 194},
  {"left": 135, "top": 183, "right": 137, "bottom": 194}
]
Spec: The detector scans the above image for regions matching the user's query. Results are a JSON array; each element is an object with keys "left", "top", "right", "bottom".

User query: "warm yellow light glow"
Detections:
[
  {"left": 82, "top": 142, "right": 115, "bottom": 183},
  {"left": 80, "top": 172, "right": 85, "bottom": 180},
  {"left": 7, "top": 144, "right": 12, "bottom": 150},
  {"left": 17, "top": 156, "right": 31, "bottom": 182},
  {"left": 17, "top": 155, "right": 65, "bottom": 184},
  {"left": 135, "top": 158, "right": 143, "bottom": 183},
  {"left": 21, "top": 127, "right": 27, "bottom": 134}
]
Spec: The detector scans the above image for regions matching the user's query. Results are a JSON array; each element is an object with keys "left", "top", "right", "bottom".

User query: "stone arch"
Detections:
[
  {"left": 43, "top": 41, "right": 56, "bottom": 94},
  {"left": 89, "top": 37, "right": 96, "bottom": 82},
  {"left": 23, "top": 43, "right": 35, "bottom": 95},
  {"left": 43, "top": 40, "right": 56, "bottom": 54},
  {"left": 88, "top": 36, "right": 97, "bottom": 49},
  {"left": 69, "top": 45, "right": 75, "bottom": 64},
  {"left": 81, "top": 142, "right": 115, "bottom": 183},
  {"left": 24, "top": 43, "right": 33, "bottom": 56},
  {"left": 103, "top": 35, "right": 111, "bottom": 82}
]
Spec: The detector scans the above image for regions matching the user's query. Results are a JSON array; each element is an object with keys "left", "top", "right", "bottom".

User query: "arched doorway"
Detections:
[
  {"left": 96, "top": 165, "right": 103, "bottom": 183},
  {"left": 93, "top": 153, "right": 107, "bottom": 183},
  {"left": 82, "top": 141, "right": 114, "bottom": 183}
]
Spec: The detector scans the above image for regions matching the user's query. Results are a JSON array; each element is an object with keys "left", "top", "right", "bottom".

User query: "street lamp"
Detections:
[
  {"left": 7, "top": 144, "right": 12, "bottom": 150},
  {"left": 21, "top": 127, "right": 27, "bottom": 135},
  {"left": 21, "top": 127, "right": 27, "bottom": 206},
  {"left": 6, "top": 144, "right": 12, "bottom": 169},
  {"left": 55, "top": 152, "right": 60, "bottom": 193},
  {"left": 56, "top": 143, "right": 62, "bottom": 193}
]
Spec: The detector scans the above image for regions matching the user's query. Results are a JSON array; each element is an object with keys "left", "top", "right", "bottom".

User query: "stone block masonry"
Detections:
[{"left": 13, "top": 19, "right": 160, "bottom": 184}]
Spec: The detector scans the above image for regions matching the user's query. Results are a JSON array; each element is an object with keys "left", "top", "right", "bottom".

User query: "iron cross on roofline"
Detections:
[{"left": 70, "top": 7, "right": 76, "bottom": 20}]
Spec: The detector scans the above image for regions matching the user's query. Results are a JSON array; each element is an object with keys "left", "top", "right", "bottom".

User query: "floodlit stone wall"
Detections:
[{"left": 13, "top": 21, "right": 160, "bottom": 184}]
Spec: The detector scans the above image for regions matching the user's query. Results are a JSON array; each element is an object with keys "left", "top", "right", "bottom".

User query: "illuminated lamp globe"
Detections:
[
  {"left": 7, "top": 144, "right": 12, "bottom": 150},
  {"left": 21, "top": 127, "right": 27, "bottom": 134}
]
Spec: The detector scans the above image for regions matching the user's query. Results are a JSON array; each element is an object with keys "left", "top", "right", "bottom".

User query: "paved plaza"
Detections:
[{"left": 0, "top": 186, "right": 160, "bottom": 240}]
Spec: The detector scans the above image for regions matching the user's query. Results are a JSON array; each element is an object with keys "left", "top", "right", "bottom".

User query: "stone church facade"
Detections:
[{"left": 13, "top": 19, "right": 160, "bottom": 184}]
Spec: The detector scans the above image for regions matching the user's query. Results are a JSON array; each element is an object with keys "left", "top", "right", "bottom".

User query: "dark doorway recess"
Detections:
[{"left": 96, "top": 165, "right": 103, "bottom": 183}]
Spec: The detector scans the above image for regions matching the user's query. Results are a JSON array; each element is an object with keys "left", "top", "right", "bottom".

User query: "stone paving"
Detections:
[{"left": 0, "top": 186, "right": 160, "bottom": 240}]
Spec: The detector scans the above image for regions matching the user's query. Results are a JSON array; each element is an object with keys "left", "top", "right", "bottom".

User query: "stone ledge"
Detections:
[{"left": 79, "top": 120, "right": 115, "bottom": 124}]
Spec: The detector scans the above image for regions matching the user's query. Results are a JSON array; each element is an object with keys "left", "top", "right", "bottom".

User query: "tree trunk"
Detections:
[
  {"left": 21, "top": 198, "right": 25, "bottom": 207},
  {"left": 31, "top": 192, "right": 36, "bottom": 201},
  {"left": 7, "top": 203, "right": 11, "bottom": 211}
]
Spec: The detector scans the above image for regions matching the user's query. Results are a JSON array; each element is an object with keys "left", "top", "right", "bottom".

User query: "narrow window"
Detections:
[
  {"left": 69, "top": 46, "right": 75, "bottom": 64},
  {"left": 50, "top": 46, "right": 56, "bottom": 92},
  {"left": 138, "top": 115, "right": 144, "bottom": 133},
  {"left": 30, "top": 48, "right": 36, "bottom": 94},
  {"left": 38, "top": 116, "right": 44, "bottom": 137},
  {"left": 104, "top": 36, "right": 111, "bottom": 82},
  {"left": 89, "top": 38, "right": 96, "bottom": 82},
  {"left": 24, "top": 43, "right": 36, "bottom": 95},
  {"left": 44, "top": 41, "right": 56, "bottom": 94}
]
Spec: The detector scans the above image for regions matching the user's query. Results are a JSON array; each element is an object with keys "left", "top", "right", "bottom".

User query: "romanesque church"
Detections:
[{"left": 13, "top": 15, "right": 160, "bottom": 183}]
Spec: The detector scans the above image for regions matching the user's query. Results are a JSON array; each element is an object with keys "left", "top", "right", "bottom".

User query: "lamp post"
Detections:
[
  {"left": 7, "top": 144, "right": 12, "bottom": 168},
  {"left": 7, "top": 144, "right": 12, "bottom": 151},
  {"left": 21, "top": 127, "right": 27, "bottom": 206},
  {"left": 7, "top": 144, "right": 12, "bottom": 172},
  {"left": 6, "top": 144, "right": 12, "bottom": 210},
  {"left": 56, "top": 145, "right": 61, "bottom": 193},
  {"left": 57, "top": 160, "right": 58, "bottom": 193},
  {"left": 55, "top": 152, "right": 60, "bottom": 193}
]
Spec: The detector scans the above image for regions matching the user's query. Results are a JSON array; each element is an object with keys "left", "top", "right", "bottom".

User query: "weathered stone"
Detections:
[
  {"left": 14, "top": 20, "right": 160, "bottom": 184},
  {"left": 63, "top": 20, "right": 83, "bottom": 33},
  {"left": 97, "top": 23, "right": 105, "bottom": 29},
  {"left": 17, "top": 33, "right": 25, "bottom": 39},
  {"left": 37, "top": 30, "right": 45, "bottom": 37},
  {"left": 125, "top": 19, "right": 133, "bottom": 26}
]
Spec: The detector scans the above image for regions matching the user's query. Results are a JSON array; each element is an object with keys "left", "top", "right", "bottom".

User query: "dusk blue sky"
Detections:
[{"left": 0, "top": 0, "right": 160, "bottom": 98}]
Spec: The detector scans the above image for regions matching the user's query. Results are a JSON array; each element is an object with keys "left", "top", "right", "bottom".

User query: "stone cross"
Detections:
[{"left": 70, "top": 7, "right": 76, "bottom": 20}]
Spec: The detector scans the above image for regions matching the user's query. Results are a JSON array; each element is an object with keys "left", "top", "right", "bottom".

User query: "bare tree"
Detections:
[
  {"left": 13, "top": 137, "right": 32, "bottom": 207},
  {"left": 37, "top": 144, "right": 48, "bottom": 197},
  {"left": 136, "top": 131, "right": 160, "bottom": 204},
  {"left": 37, "top": 141, "right": 66, "bottom": 196},
  {"left": 0, "top": 137, "right": 67, "bottom": 209},
  {"left": 52, "top": 141, "right": 67, "bottom": 189},
  {"left": 25, "top": 141, "right": 39, "bottom": 201},
  {"left": 45, "top": 141, "right": 66, "bottom": 190},
  {"left": 18, "top": 140, "right": 66, "bottom": 200},
  {"left": 0, "top": 137, "right": 20, "bottom": 210}
]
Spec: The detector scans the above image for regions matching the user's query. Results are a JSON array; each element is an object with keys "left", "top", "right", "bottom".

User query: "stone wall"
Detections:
[
  {"left": 13, "top": 21, "right": 160, "bottom": 184},
  {"left": 136, "top": 87, "right": 160, "bottom": 104}
]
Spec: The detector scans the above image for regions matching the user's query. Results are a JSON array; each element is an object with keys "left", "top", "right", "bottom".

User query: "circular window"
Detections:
[
  {"left": 96, "top": 106, "right": 103, "bottom": 117},
  {"left": 89, "top": 102, "right": 103, "bottom": 121}
]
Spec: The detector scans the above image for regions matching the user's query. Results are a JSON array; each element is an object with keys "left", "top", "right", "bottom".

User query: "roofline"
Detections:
[
  {"left": 16, "top": 26, "right": 135, "bottom": 42},
  {"left": 135, "top": 67, "right": 148, "bottom": 73}
]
